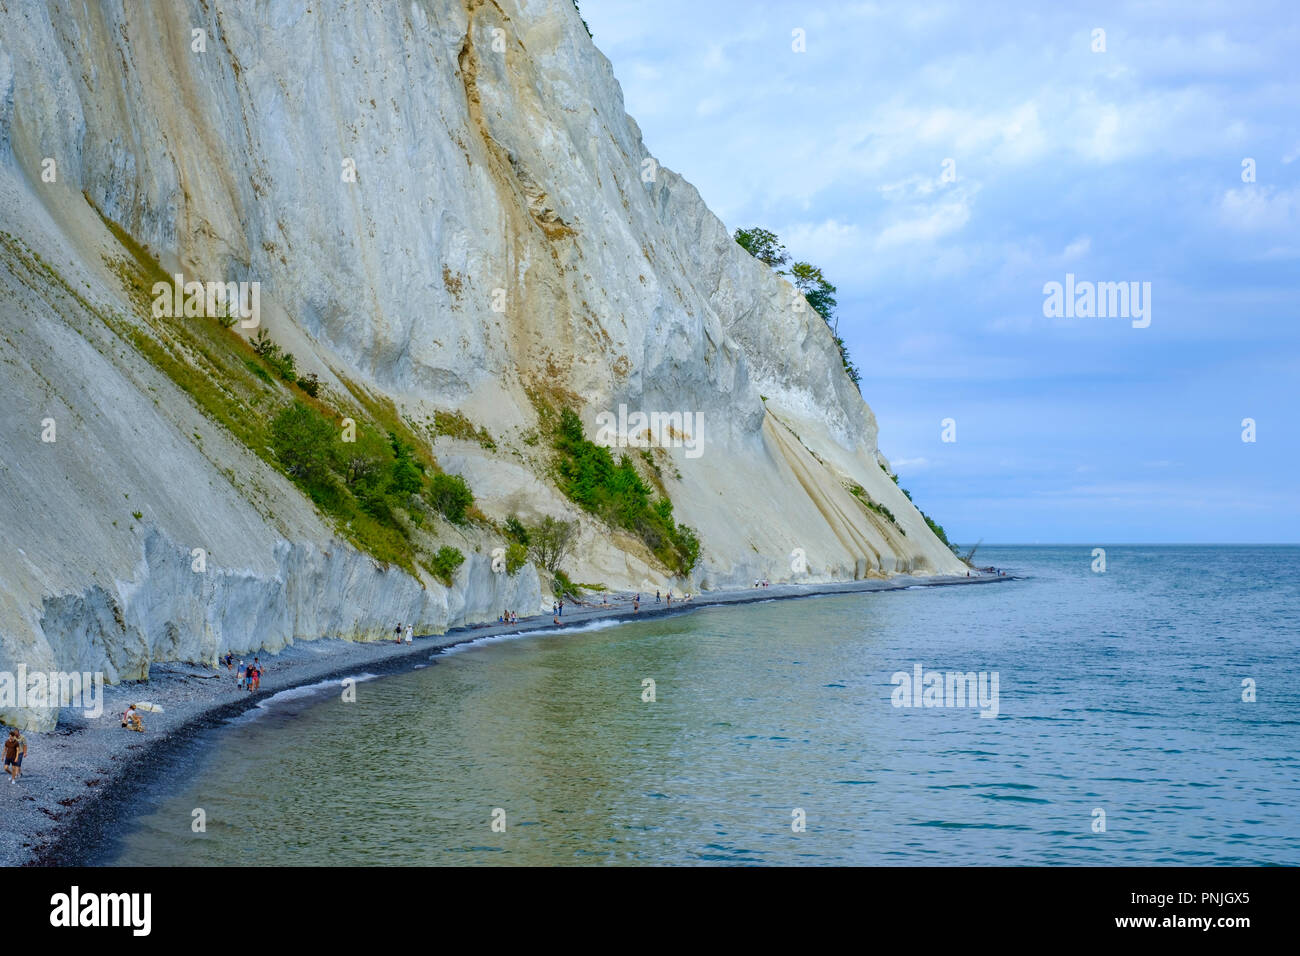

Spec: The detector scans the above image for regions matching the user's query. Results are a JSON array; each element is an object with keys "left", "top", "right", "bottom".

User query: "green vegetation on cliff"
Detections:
[
  {"left": 550, "top": 407, "right": 700, "bottom": 575},
  {"left": 23, "top": 207, "right": 483, "bottom": 580}
]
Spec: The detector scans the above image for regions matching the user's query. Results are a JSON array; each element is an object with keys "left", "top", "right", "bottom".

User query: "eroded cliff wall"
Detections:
[{"left": 0, "top": 0, "right": 963, "bottom": 728}]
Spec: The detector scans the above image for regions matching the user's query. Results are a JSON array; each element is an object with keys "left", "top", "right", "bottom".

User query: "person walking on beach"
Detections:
[
  {"left": 252, "top": 657, "right": 262, "bottom": 691},
  {"left": 395, "top": 622, "right": 403, "bottom": 644},
  {"left": 655, "top": 590, "right": 661, "bottom": 603},
  {"left": 558, "top": 600, "right": 564, "bottom": 617},
  {"left": 236, "top": 661, "right": 246, "bottom": 691},
  {"left": 405, "top": 623, "right": 413, "bottom": 645}
]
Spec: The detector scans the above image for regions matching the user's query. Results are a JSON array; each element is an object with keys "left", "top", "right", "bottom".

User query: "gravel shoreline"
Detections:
[{"left": 10, "top": 571, "right": 1013, "bottom": 866}]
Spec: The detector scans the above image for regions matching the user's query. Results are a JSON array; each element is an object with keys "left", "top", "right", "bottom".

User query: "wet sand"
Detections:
[{"left": 7, "top": 570, "right": 1013, "bottom": 866}]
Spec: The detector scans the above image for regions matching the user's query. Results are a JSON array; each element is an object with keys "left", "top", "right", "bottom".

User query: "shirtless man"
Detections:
[{"left": 3, "top": 730, "right": 19, "bottom": 782}]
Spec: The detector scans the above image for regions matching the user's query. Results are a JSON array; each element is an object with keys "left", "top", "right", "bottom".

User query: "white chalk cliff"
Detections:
[{"left": 0, "top": 0, "right": 964, "bottom": 728}]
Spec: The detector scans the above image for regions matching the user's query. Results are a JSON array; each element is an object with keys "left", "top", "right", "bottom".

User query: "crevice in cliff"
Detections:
[{"left": 456, "top": 0, "right": 577, "bottom": 242}]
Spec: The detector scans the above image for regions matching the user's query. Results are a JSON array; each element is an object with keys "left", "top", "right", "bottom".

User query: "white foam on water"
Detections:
[
  {"left": 437, "top": 617, "right": 623, "bottom": 658},
  {"left": 226, "top": 672, "right": 379, "bottom": 724}
]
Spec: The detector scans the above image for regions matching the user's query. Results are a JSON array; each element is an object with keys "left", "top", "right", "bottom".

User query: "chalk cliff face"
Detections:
[{"left": 0, "top": 0, "right": 964, "bottom": 727}]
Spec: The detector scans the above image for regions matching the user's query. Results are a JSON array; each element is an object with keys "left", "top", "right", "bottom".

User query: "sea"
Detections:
[{"left": 102, "top": 545, "right": 1300, "bottom": 865}]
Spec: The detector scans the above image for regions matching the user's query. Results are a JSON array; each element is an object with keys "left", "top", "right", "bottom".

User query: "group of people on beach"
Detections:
[
  {"left": 221, "top": 653, "right": 264, "bottom": 691},
  {"left": 753, "top": 579, "right": 770, "bottom": 588},
  {"left": 498, "top": 610, "right": 519, "bottom": 624},
  {"left": 393, "top": 623, "right": 413, "bottom": 644},
  {"left": 632, "top": 589, "right": 690, "bottom": 613},
  {"left": 3, "top": 729, "right": 26, "bottom": 782}
]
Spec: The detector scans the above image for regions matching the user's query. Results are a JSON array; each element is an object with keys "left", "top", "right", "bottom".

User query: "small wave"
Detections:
[
  {"left": 437, "top": 618, "right": 624, "bottom": 657},
  {"left": 226, "top": 673, "right": 379, "bottom": 724}
]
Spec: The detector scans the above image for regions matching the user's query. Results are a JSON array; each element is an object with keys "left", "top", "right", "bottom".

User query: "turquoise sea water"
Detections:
[{"left": 105, "top": 546, "right": 1300, "bottom": 865}]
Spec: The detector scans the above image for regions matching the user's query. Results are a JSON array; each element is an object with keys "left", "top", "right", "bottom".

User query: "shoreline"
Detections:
[{"left": 14, "top": 571, "right": 1015, "bottom": 866}]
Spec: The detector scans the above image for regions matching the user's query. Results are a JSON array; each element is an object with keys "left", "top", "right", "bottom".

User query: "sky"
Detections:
[{"left": 579, "top": 0, "right": 1300, "bottom": 544}]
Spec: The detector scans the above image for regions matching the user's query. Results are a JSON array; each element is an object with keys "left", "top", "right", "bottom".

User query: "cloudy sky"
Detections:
[{"left": 580, "top": 0, "right": 1299, "bottom": 544}]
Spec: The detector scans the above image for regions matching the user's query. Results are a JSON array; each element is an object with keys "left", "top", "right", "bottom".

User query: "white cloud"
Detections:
[
  {"left": 1219, "top": 186, "right": 1300, "bottom": 231},
  {"left": 1062, "top": 236, "right": 1092, "bottom": 260},
  {"left": 695, "top": 95, "right": 725, "bottom": 117},
  {"left": 876, "top": 200, "right": 971, "bottom": 247}
]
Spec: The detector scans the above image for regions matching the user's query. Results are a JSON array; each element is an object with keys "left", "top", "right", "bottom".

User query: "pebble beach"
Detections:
[{"left": 5, "top": 571, "right": 1011, "bottom": 866}]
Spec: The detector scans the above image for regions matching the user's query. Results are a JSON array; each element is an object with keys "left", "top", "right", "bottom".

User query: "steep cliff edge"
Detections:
[{"left": 0, "top": 0, "right": 964, "bottom": 728}]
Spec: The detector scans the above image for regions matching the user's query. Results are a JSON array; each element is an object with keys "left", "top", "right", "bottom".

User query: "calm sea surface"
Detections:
[{"left": 105, "top": 546, "right": 1300, "bottom": 865}]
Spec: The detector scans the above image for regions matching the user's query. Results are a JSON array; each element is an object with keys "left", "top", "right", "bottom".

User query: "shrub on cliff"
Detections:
[
  {"left": 428, "top": 473, "right": 474, "bottom": 524},
  {"left": 551, "top": 408, "right": 700, "bottom": 574},
  {"left": 428, "top": 546, "right": 465, "bottom": 586},
  {"left": 528, "top": 515, "right": 578, "bottom": 574},
  {"left": 271, "top": 401, "right": 336, "bottom": 485},
  {"left": 250, "top": 328, "right": 298, "bottom": 381},
  {"left": 505, "top": 541, "right": 528, "bottom": 575},
  {"left": 339, "top": 424, "right": 393, "bottom": 491},
  {"left": 387, "top": 432, "right": 426, "bottom": 499},
  {"left": 297, "top": 372, "right": 321, "bottom": 397},
  {"left": 504, "top": 515, "right": 530, "bottom": 546}
]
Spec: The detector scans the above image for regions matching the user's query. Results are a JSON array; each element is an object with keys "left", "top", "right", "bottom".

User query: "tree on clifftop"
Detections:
[
  {"left": 788, "top": 261, "right": 838, "bottom": 330},
  {"left": 734, "top": 227, "right": 790, "bottom": 270},
  {"left": 733, "top": 226, "right": 859, "bottom": 390}
]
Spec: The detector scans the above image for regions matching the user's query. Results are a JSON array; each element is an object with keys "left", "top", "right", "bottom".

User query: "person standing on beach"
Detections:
[
  {"left": 395, "top": 622, "right": 403, "bottom": 644},
  {"left": 252, "top": 658, "right": 262, "bottom": 691},
  {"left": 3, "top": 731, "right": 18, "bottom": 782},
  {"left": 11, "top": 730, "right": 26, "bottom": 781},
  {"left": 655, "top": 590, "right": 661, "bottom": 603},
  {"left": 405, "top": 623, "right": 413, "bottom": 644},
  {"left": 558, "top": 600, "right": 564, "bottom": 617},
  {"left": 236, "top": 661, "right": 246, "bottom": 690}
]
